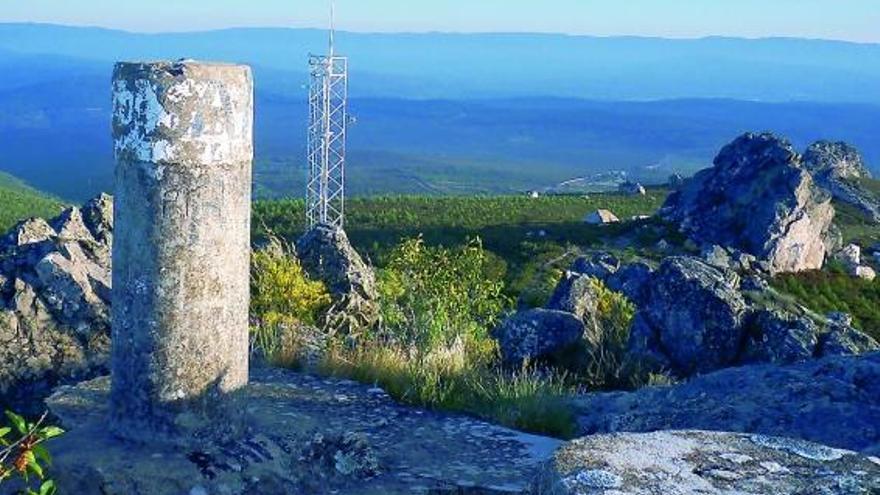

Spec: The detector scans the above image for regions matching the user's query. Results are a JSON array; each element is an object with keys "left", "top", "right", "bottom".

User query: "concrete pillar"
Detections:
[{"left": 109, "top": 60, "right": 253, "bottom": 438}]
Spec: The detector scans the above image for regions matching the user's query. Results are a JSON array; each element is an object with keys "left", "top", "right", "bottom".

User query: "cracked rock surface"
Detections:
[
  {"left": 535, "top": 430, "right": 880, "bottom": 495},
  {"left": 0, "top": 194, "right": 112, "bottom": 411},
  {"left": 44, "top": 366, "right": 561, "bottom": 494}
]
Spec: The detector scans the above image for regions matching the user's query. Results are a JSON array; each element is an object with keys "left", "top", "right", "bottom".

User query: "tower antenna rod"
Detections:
[{"left": 329, "top": 0, "right": 336, "bottom": 58}]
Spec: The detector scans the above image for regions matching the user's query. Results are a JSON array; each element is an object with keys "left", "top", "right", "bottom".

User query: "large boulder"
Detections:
[
  {"left": 296, "top": 224, "right": 379, "bottom": 332},
  {"left": 0, "top": 196, "right": 113, "bottom": 411},
  {"left": 804, "top": 140, "right": 880, "bottom": 223},
  {"left": 604, "top": 262, "right": 653, "bottom": 306},
  {"left": 804, "top": 140, "right": 872, "bottom": 181},
  {"left": 494, "top": 309, "right": 586, "bottom": 367},
  {"left": 534, "top": 430, "right": 879, "bottom": 495},
  {"left": 818, "top": 316, "right": 880, "bottom": 357},
  {"left": 572, "top": 352, "right": 880, "bottom": 455},
  {"left": 569, "top": 252, "right": 619, "bottom": 280},
  {"left": 629, "top": 256, "right": 747, "bottom": 375},
  {"left": 740, "top": 309, "right": 819, "bottom": 365},
  {"left": 661, "top": 133, "right": 834, "bottom": 274}
]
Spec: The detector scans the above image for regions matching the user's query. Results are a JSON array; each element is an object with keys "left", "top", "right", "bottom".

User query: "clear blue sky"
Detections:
[{"left": 2, "top": 0, "right": 879, "bottom": 42}]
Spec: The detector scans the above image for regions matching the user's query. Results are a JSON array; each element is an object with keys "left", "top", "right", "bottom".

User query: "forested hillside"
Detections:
[{"left": 0, "top": 171, "right": 63, "bottom": 231}]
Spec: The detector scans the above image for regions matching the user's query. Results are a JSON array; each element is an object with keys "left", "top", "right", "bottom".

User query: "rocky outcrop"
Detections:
[
  {"left": 534, "top": 430, "right": 880, "bottom": 495},
  {"left": 740, "top": 309, "right": 819, "bottom": 364},
  {"left": 833, "top": 243, "right": 877, "bottom": 280},
  {"left": 820, "top": 315, "right": 880, "bottom": 356},
  {"left": 584, "top": 254, "right": 879, "bottom": 377},
  {"left": 629, "top": 256, "right": 748, "bottom": 374},
  {"left": 804, "top": 140, "right": 880, "bottom": 223},
  {"left": 0, "top": 194, "right": 112, "bottom": 411},
  {"left": 572, "top": 352, "right": 880, "bottom": 456},
  {"left": 45, "top": 367, "right": 562, "bottom": 494},
  {"left": 604, "top": 262, "right": 653, "bottom": 306},
  {"left": 661, "top": 133, "right": 834, "bottom": 274},
  {"left": 494, "top": 309, "right": 586, "bottom": 367},
  {"left": 570, "top": 252, "right": 620, "bottom": 280},
  {"left": 296, "top": 224, "right": 379, "bottom": 333}
]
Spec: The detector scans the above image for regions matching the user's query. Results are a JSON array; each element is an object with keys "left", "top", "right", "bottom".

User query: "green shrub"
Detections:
[
  {"left": 377, "top": 237, "right": 510, "bottom": 348},
  {"left": 314, "top": 237, "right": 576, "bottom": 437},
  {"left": 772, "top": 266, "right": 880, "bottom": 341},
  {"left": 575, "top": 279, "right": 642, "bottom": 390},
  {"left": 250, "top": 239, "right": 332, "bottom": 362}
]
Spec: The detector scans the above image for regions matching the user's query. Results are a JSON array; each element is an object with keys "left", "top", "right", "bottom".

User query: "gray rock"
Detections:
[
  {"left": 50, "top": 207, "right": 94, "bottom": 243},
  {"left": 633, "top": 256, "right": 747, "bottom": 375},
  {"left": 2, "top": 217, "right": 56, "bottom": 247},
  {"left": 835, "top": 243, "right": 862, "bottom": 268},
  {"left": 569, "top": 252, "right": 619, "bottom": 280},
  {"left": 804, "top": 140, "right": 872, "bottom": 181},
  {"left": 661, "top": 132, "right": 834, "bottom": 274},
  {"left": 494, "top": 309, "right": 586, "bottom": 367},
  {"left": 547, "top": 274, "right": 599, "bottom": 323},
  {"left": 296, "top": 224, "right": 379, "bottom": 332},
  {"left": 804, "top": 141, "right": 880, "bottom": 222},
  {"left": 701, "top": 244, "right": 732, "bottom": 270},
  {"left": 0, "top": 195, "right": 113, "bottom": 412},
  {"left": 854, "top": 265, "right": 877, "bottom": 281},
  {"left": 741, "top": 310, "right": 819, "bottom": 364},
  {"left": 819, "top": 322, "right": 880, "bottom": 357},
  {"left": 535, "top": 430, "right": 879, "bottom": 495},
  {"left": 605, "top": 262, "right": 652, "bottom": 305},
  {"left": 572, "top": 352, "right": 880, "bottom": 455},
  {"left": 81, "top": 193, "right": 113, "bottom": 244},
  {"left": 741, "top": 275, "right": 770, "bottom": 292}
]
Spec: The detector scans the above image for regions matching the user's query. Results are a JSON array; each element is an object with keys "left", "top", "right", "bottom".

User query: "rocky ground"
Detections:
[
  {"left": 572, "top": 352, "right": 880, "bottom": 456},
  {"left": 536, "top": 430, "right": 880, "bottom": 495},
  {"left": 23, "top": 366, "right": 879, "bottom": 495},
  {"left": 40, "top": 366, "right": 562, "bottom": 495}
]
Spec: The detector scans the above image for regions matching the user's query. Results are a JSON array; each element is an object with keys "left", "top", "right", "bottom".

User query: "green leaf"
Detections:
[
  {"left": 4, "top": 410, "right": 27, "bottom": 435},
  {"left": 39, "top": 480, "right": 57, "bottom": 495},
  {"left": 25, "top": 450, "right": 44, "bottom": 479},
  {"left": 33, "top": 444, "right": 52, "bottom": 466},
  {"left": 0, "top": 426, "right": 11, "bottom": 438},
  {"left": 39, "top": 426, "right": 64, "bottom": 440}
]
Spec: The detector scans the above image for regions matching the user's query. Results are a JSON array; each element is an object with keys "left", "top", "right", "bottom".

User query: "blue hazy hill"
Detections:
[
  {"left": 1, "top": 23, "right": 879, "bottom": 201},
  {"left": 2, "top": 23, "right": 880, "bottom": 101}
]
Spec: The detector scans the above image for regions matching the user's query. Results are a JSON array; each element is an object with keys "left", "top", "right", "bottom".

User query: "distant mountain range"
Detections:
[{"left": 1, "top": 23, "right": 879, "bottom": 201}]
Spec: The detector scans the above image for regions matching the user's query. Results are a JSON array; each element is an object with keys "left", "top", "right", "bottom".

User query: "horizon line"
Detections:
[{"left": 2, "top": 21, "right": 879, "bottom": 46}]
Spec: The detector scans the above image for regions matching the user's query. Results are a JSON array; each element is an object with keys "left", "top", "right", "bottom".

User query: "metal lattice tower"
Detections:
[{"left": 306, "top": 1, "right": 348, "bottom": 228}]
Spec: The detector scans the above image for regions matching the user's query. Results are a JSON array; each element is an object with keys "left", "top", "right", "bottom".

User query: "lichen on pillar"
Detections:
[{"left": 110, "top": 60, "right": 253, "bottom": 439}]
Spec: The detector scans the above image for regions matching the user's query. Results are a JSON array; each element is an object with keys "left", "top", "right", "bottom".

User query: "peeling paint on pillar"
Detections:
[{"left": 110, "top": 60, "right": 253, "bottom": 438}]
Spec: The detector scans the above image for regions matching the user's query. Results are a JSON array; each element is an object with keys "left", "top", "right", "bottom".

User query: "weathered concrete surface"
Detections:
[
  {"left": 572, "top": 352, "right": 880, "bottom": 456},
  {"left": 44, "top": 367, "right": 561, "bottom": 495},
  {"left": 534, "top": 430, "right": 880, "bottom": 495},
  {"left": 110, "top": 60, "right": 253, "bottom": 438}
]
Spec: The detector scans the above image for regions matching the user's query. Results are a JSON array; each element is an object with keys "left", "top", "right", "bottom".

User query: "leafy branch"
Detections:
[{"left": 0, "top": 410, "right": 63, "bottom": 495}]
